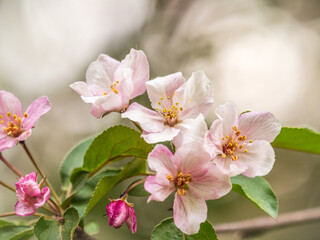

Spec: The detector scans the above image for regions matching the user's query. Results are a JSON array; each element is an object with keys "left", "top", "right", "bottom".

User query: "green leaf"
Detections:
[
  {"left": 0, "top": 220, "right": 33, "bottom": 240},
  {"left": 69, "top": 168, "right": 89, "bottom": 195},
  {"left": 151, "top": 218, "right": 218, "bottom": 240},
  {"left": 84, "top": 158, "right": 147, "bottom": 218},
  {"left": 82, "top": 126, "right": 153, "bottom": 173},
  {"left": 231, "top": 175, "right": 278, "bottom": 218},
  {"left": 272, "top": 127, "right": 320, "bottom": 154},
  {"left": 128, "top": 180, "right": 150, "bottom": 197},
  {"left": 34, "top": 207, "right": 80, "bottom": 240},
  {"left": 9, "top": 228, "right": 34, "bottom": 240},
  {"left": 59, "top": 138, "right": 94, "bottom": 191}
]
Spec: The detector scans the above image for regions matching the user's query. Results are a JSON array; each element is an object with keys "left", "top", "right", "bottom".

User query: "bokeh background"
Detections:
[{"left": 0, "top": 0, "right": 319, "bottom": 239}]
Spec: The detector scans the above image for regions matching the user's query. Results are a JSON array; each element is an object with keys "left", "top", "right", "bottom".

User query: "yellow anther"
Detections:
[
  {"left": 7, "top": 112, "right": 11, "bottom": 117},
  {"left": 24, "top": 113, "right": 28, "bottom": 118},
  {"left": 238, "top": 135, "right": 247, "bottom": 141},
  {"left": 163, "top": 108, "right": 167, "bottom": 113},
  {"left": 239, "top": 145, "right": 244, "bottom": 149},
  {"left": 244, "top": 149, "right": 248, "bottom": 153},
  {"left": 0, "top": 120, "right": 3, "bottom": 124},
  {"left": 176, "top": 102, "right": 179, "bottom": 105},
  {"left": 103, "top": 92, "right": 107, "bottom": 95},
  {"left": 232, "top": 126, "right": 238, "bottom": 131},
  {"left": 0, "top": 115, "right": 2, "bottom": 118},
  {"left": 13, "top": 114, "right": 17, "bottom": 120},
  {"left": 249, "top": 140, "right": 253, "bottom": 143},
  {"left": 179, "top": 107, "right": 183, "bottom": 111},
  {"left": 231, "top": 155, "right": 238, "bottom": 161},
  {"left": 221, "top": 153, "right": 227, "bottom": 158},
  {"left": 160, "top": 97, "right": 163, "bottom": 100},
  {"left": 114, "top": 89, "right": 118, "bottom": 94},
  {"left": 167, "top": 174, "right": 173, "bottom": 181},
  {"left": 158, "top": 102, "right": 161, "bottom": 105},
  {"left": 235, "top": 130, "right": 241, "bottom": 136},
  {"left": 18, "top": 118, "right": 21, "bottom": 123},
  {"left": 116, "top": 81, "right": 119, "bottom": 83},
  {"left": 222, "top": 137, "right": 225, "bottom": 140},
  {"left": 229, "top": 143, "right": 233, "bottom": 147},
  {"left": 226, "top": 135, "right": 229, "bottom": 138},
  {"left": 155, "top": 107, "right": 159, "bottom": 111},
  {"left": 167, "top": 97, "right": 170, "bottom": 99},
  {"left": 113, "top": 83, "right": 117, "bottom": 86}
]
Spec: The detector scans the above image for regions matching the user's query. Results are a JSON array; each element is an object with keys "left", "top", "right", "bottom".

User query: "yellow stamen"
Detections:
[
  {"left": 235, "top": 130, "right": 241, "bottom": 136},
  {"left": 176, "top": 102, "right": 179, "bottom": 105},
  {"left": 103, "top": 92, "right": 107, "bottom": 95},
  {"left": 0, "top": 115, "right": 2, "bottom": 118},
  {"left": 238, "top": 135, "right": 247, "bottom": 141},
  {"left": 158, "top": 102, "right": 161, "bottom": 105},
  {"left": 160, "top": 97, "right": 163, "bottom": 100},
  {"left": 222, "top": 137, "right": 225, "bottom": 140},
  {"left": 167, "top": 174, "right": 173, "bottom": 181},
  {"left": 226, "top": 135, "right": 229, "bottom": 138},
  {"left": 179, "top": 107, "right": 183, "bottom": 111},
  {"left": 155, "top": 107, "right": 159, "bottom": 111},
  {"left": 167, "top": 97, "right": 170, "bottom": 99},
  {"left": 24, "top": 113, "right": 28, "bottom": 118},
  {"left": 239, "top": 145, "right": 244, "bottom": 149},
  {"left": 7, "top": 112, "right": 11, "bottom": 117},
  {"left": 163, "top": 108, "right": 167, "bottom": 113},
  {"left": 249, "top": 140, "right": 253, "bottom": 143},
  {"left": 0, "top": 120, "right": 3, "bottom": 124},
  {"left": 244, "top": 149, "right": 248, "bottom": 153},
  {"left": 232, "top": 126, "right": 238, "bottom": 131},
  {"left": 13, "top": 114, "right": 17, "bottom": 120}
]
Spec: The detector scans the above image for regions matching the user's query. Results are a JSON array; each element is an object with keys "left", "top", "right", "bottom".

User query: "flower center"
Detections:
[
  {"left": 1, "top": 112, "right": 26, "bottom": 138},
  {"left": 110, "top": 80, "right": 120, "bottom": 94},
  {"left": 155, "top": 95, "right": 184, "bottom": 127},
  {"left": 221, "top": 126, "right": 253, "bottom": 161},
  {"left": 167, "top": 172, "right": 193, "bottom": 195}
]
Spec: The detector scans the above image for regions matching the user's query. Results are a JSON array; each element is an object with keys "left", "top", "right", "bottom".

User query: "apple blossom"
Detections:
[
  {"left": 15, "top": 172, "right": 50, "bottom": 217},
  {"left": 0, "top": 91, "right": 51, "bottom": 152},
  {"left": 106, "top": 196, "right": 137, "bottom": 233},
  {"left": 205, "top": 101, "right": 281, "bottom": 177},
  {"left": 144, "top": 144, "right": 231, "bottom": 234},
  {"left": 122, "top": 71, "right": 213, "bottom": 146},
  {"left": 70, "top": 49, "right": 149, "bottom": 118}
]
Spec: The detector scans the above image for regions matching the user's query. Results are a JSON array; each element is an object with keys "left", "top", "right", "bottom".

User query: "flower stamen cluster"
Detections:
[
  {"left": 155, "top": 95, "right": 183, "bottom": 127},
  {"left": 167, "top": 172, "right": 193, "bottom": 195},
  {"left": 221, "top": 125, "right": 252, "bottom": 161},
  {"left": 1, "top": 112, "right": 28, "bottom": 138}
]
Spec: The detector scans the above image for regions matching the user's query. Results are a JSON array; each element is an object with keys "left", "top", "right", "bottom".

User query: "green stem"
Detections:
[
  {"left": 0, "top": 152, "right": 23, "bottom": 177},
  {"left": 0, "top": 212, "right": 56, "bottom": 220},
  {"left": 0, "top": 180, "right": 16, "bottom": 192},
  {"left": 20, "top": 141, "right": 62, "bottom": 214}
]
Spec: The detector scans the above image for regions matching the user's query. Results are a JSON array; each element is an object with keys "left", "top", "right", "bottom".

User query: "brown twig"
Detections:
[
  {"left": 0, "top": 152, "right": 23, "bottom": 177},
  {"left": 215, "top": 207, "right": 320, "bottom": 237}
]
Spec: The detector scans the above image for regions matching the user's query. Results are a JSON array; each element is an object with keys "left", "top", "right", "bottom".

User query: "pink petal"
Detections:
[
  {"left": 174, "top": 143, "right": 211, "bottom": 178},
  {"left": 205, "top": 119, "right": 224, "bottom": 158},
  {"left": 23, "top": 172, "right": 37, "bottom": 182},
  {"left": 238, "top": 111, "right": 281, "bottom": 142},
  {"left": 69, "top": 81, "right": 93, "bottom": 98},
  {"left": 126, "top": 206, "right": 137, "bottom": 233},
  {"left": 189, "top": 165, "right": 231, "bottom": 200},
  {"left": 173, "top": 114, "right": 207, "bottom": 148},
  {"left": 141, "top": 126, "right": 180, "bottom": 144},
  {"left": 144, "top": 175, "right": 174, "bottom": 202},
  {"left": 106, "top": 200, "right": 129, "bottom": 228},
  {"left": 178, "top": 71, "right": 214, "bottom": 119},
  {"left": 23, "top": 96, "right": 51, "bottom": 130},
  {"left": 0, "top": 136, "right": 17, "bottom": 152},
  {"left": 213, "top": 155, "right": 248, "bottom": 177},
  {"left": 15, "top": 130, "right": 32, "bottom": 141},
  {"left": 121, "top": 102, "right": 165, "bottom": 133},
  {"left": 21, "top": 180, "right": 41, "bottom": 197},
  {"left": 117, "top": 49, "right": 149, "bottom": 98},
  {"left": 147, "top": 145, "right": 176, "bottom": 175},
  {"left": 0, "top": 91, "right": 23, "bottom": 118},
  {"left": 146, "top": 72, "right": 186, "bottom": 110},
  {"left": 238, "top": 141, "right": 276, "bottom": 177},
  {"left": 215, "top": 101, "right": 238, "bottom": 136},
  {"left": 173, "top": 193, "right": 207, "bottom": 235},
  {"left": 34, "top": 187, "right": 50, "bottom": 208},
  {"left": 86, "top": 54, "right": 120, "bottom": 88},
  {"left": 90, "top": 104, "right": 106, "bottom": 119},
  {"left": 15, "top": 200, "right": 36, "bottom": 217}
]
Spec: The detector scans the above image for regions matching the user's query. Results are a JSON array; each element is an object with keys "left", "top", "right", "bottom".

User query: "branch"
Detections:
[{"left": 214, "top": 207, "right": 320, "bottom": 237}]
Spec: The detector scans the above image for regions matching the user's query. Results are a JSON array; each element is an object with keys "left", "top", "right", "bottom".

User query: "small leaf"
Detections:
[
  {"left": 69, "top": 168, "right": 89, "bottom": 195},
  {"left": 34, "top": 207, "right": 80, "bottom": 240},
  {"left": 82, "top": 126, "right": 153, "bottom": 173},
  {"left": 59, "top": 138, "right": 94, "bottom": 191},
  {"left": 151, "top": 218, "right": 218, "bottom": 240},
  {"left": 83, "top": 158, "right": 147, "bottom": 218},
  {"left": 0, "top": 220, "right": 32, "bottom": 240},
  {"left": 9, "top": 228, "right": 34, "bottom": 240},
  {"left": 231, "top": 175, "right": 278, "bottom": 218},
  {"left": 128, "top": 180, "right": 150, "bottom": 197},
  {"left": 272, "top": 127, "right": 320, "bottom": 154}
]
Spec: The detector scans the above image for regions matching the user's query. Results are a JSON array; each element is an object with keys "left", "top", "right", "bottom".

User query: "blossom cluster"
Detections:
[{"left": 70, "top": 49, "right": 281, "bottom": 234}]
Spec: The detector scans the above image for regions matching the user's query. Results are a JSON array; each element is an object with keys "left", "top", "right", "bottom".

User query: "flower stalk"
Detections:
[{"left": 0, "top": 152, "right": 23, "bottom": 177}]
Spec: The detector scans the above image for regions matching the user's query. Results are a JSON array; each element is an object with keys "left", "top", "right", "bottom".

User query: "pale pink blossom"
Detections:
[
  {"left": 144, "top": 144, "right": 231, "bottom": 234},
  {"left": 70, "top": 49, "right": 149, "bottom": 118},
  {"left": 106, "top": 196, "right": 137, "bottom": 233},
  {"left": 205, "top": 101, "right": 281, "bottom": 177},
  {"left": 122, "top": 71, "right": 213, "bottom": 146},
  {"left": 15, "top": 172, "right": 50, "bottom": 217},
  {"left": 0, "top": 91, "right": 51, "bottom": 152}
]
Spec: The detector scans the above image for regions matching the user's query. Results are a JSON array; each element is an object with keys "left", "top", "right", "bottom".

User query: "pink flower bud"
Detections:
[
  {"left": 15, "top": 172, "right": 50, "bottom": 217},
  {"left": 106, "top": 196, "right": 137, "bottom": 233}
]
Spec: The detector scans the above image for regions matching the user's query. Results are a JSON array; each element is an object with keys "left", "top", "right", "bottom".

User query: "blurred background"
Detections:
[{"left": 0, "top": 0, "right": 319, "bottom": 239}]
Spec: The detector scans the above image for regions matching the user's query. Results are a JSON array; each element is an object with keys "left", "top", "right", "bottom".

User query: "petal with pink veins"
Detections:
[
  {"left": 145, "top": 175, "right": 175, "bottom": 202},
  {"left": 15, "top": 200, "right": 37, "bottom": 217},
  {"left": 34, "top": 187, "right": 51, "bottom": 208},
  {"left": 0, "top": 136, "right": 17, "bottom": 152},
  {"left": 147, "top": 145, "right": 176, "bottom": 174},
  {"left": 23, "top": 96, "right": 51, "bottom": 130},
  {"left": 141, "top": 126, "right": 180, "bottom": 144},
  {"left": 173, "top": 193, "right": 207, "bottom": 235},
  {"left": 238, "top": 111, "right": 281, "bottom": 142},
  {"left": 0, "top": 91, "right": 23, "bottom": 117},
  {"left": 215, "top": 101, "right": 238, "bottom": 136},
  {"left": 126, "top": 207, "right": 137, "bottom": 233}
]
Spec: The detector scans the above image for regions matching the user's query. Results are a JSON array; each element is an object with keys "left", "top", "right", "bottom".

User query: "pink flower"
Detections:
[
  {"left": 0, "top": 91, "right": 51, "bottom": 152},
  {"left": 70, "top": 49, "right": 149, "bottom": 118},
  {"left": 15, "top": 172, "right": 50, "bottom": 217},
  {"left": 205, "top": 101, "right": 281, "bottom": 177},
  {"left": 122, "top": 71, "right": 213, "bottom": 145},
  {"left": 106, "top": 196, "right": 137, "bottom": 234},
  {"left": 144, "top": 144, "right": 231, "bottom": 234}
]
